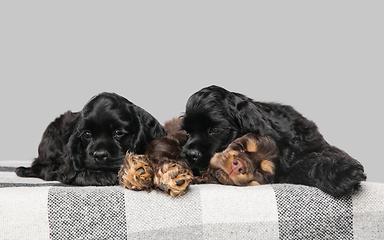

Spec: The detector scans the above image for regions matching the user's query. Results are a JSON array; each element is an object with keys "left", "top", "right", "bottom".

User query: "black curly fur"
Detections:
[
  {"left": 16, "top": 92, "right": 165, "bottom": 186},
  {"left": 180, "top": 85, "right": 366, "bottom": 197}
]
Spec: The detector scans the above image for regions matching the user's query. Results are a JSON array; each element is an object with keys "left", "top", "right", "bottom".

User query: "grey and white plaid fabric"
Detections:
[{"left": 1, "top": 160, "right": 384, "bottom": 240}]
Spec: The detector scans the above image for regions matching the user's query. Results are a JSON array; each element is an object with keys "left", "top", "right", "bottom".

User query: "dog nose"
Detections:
[
  {"left": 185, "top": 149, "right": 202, "bottom": 163},
  {"left": 93, "top": 150, "right": 109, "bottom": 162},
  {"left": 231, "top": 159, "right": 245, "bottom": 174}
]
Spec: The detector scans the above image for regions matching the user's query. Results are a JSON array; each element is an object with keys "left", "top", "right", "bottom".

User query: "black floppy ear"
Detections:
[
  {"left": 130, "top": 106, "right": 166, "bottom": 154},
  {"left": 66, "top": 129, "right": 84, "bottom": 170},
  {"left": 228, "top": 94, "right": 276, "bottom": 138},
  {"left": 59, "top": 124, "right": 85, "bottom": 184}
]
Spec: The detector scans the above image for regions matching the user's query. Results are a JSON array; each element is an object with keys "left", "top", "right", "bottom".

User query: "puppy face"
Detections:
[
  {"left": 68, "top": 92, "right": 166, "bottom": 172},
  {"left": 77, "top": 101, "right": 131, "bottom": 170},
  {"left": 209, "top": 133, "right": 279, "bottom": 186},
  {"left": 180, "top": 86, "right": 240, "bottom": 172},
  {"left": 180, "top": 112, "right": 238, "bottom": 172}
]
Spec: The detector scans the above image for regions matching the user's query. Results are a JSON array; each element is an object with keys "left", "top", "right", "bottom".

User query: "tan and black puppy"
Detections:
[{"left": 209, "top": 133, "right": 279, "bottom": 186}]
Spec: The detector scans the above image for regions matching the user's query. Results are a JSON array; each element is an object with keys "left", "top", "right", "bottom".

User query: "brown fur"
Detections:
[
  {"left": 207, "top": 133, "right": 279, "bottom": 186},
  {"left": 119, "top": 118, "right": 193, "bottom": 196}
]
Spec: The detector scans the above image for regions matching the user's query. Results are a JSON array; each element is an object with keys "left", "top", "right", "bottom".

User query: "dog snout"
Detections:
[
  {"left": 231, "top": 158, "right": 245, "bottom": 175},
  {"left": 184, "top": 149, "right": 202, "bottom": 164},
  {"left": 93, "top": 150, "right": 109, "bottom": 162}
]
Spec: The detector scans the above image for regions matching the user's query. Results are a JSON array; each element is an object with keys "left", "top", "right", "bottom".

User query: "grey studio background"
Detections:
[{"left": 1, "top": 1, "right": 383, "bottom": 183}]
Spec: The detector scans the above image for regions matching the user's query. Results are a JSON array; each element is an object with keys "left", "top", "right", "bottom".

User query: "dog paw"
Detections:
[
  {"left": 154, "top": 162, "right": 194, "bottom": 197},
  {"left": 310, "top": 152, "right": 367, "bottom": 197},
  {"left": 119, "top": 153, "right": 154, "bottom": 191},
  {"left": 333, "top": 164, "right": 367, "bottom": 197}
]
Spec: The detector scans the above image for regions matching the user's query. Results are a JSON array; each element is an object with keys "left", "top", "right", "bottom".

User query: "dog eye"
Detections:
[
  {"left": 82, "top": 131, "right": 92, "bottom": 140},
  {"left": 238, "top": 144, "right": 246, "bottom": 153},
  {"left": 114, "top": 129, "right": 125, "bottom": 138},
  {"left": 209, "top": 128, "right": 220, "bottom": 135}
]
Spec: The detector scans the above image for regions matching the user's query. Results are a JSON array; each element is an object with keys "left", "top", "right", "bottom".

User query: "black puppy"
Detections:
[
  {"left": 180, "top": 85, "right": 366, "bottom": 197},
  {"left": 16, "top": 92, "right": 165, "bottom": 186}
]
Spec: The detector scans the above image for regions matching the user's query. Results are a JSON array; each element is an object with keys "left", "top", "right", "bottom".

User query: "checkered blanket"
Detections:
[{"left": 1, "top": 160, "right": 383, "bottom": 239}]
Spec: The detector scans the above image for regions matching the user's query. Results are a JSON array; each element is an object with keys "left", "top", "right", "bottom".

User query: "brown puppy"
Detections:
[{"left": 208, "top": 133, "right": 279, "bottom": 186}]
